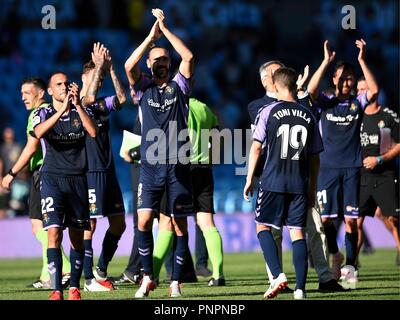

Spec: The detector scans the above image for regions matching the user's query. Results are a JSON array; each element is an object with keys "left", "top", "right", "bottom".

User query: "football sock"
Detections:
[
  {"left": 292, "top": 239, "right": 308, "bottom": 291},
  {"left": 137, "top": 229, "right": 154, "bottom": 277},
  {"left": 47, "top": 248, "right": 63, "bottom": 292},
  {"left": 36, "top": 228, "right": 50, "bottom": 282},
  {"left": 324, "top": 223, "right": 339, "bottom": 254},
  {"left": 172, "top": 235, "right": 188, "bottom": 282},
  {"left": 70, "top": 248, "right": 84, "bottom": 288},
  {"left": 153, "top": 230, "right": 174, "bottom": 279},
  {"left": 203, "top": 227, "right": 224, "bottom": 279},
  {"left": 258, "top": 230, "right": 281, "bottom": 278},
  {"left": 345, "top": 232, "right": 358, "bottom": 266},
  {"left": 61, "top": 245, "right": 71, "bottom": 274},
  {"left": 97, "top": 231, "right": 121, "bottom": 273},
  {"left": 83, "top": 239, "right": 95, "bottom": 280}
]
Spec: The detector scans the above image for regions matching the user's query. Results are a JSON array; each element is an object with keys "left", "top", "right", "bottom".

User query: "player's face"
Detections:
[
  {"left": 148, "top": 48, "right": 170, "bottom": 80},
  {"left": 333, "top": 67, "right": 355, "bottom": 96},
  {"left": 357, "top": 80, "right": 368, "bottom": 95},
  {"left": 262, "top": 64, "right": 282, "bottom": 92},
  {"left": 21, "top": 83, "right": 42, "bottom": 110},
  {"left": 48, "top": 73, "right": 69, "bottom": 103}
]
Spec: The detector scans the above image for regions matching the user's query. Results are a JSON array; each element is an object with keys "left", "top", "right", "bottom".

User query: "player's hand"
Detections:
[
  {"left": 61, "top": 91, "right": 72, "bottom": 113},
  {"left": 1, "top": 174, "right": 14, "bottom": 191},
  {"left": 152, "top": 8, "right": 167, "bottom": 32},
  {"left": 356, "top": 39, "right": 367, "bottom": 62},
  {"left": 148, "top": 20, "right": 163, "bottom": 42},
  {"left": 104, "top": 49, "right": 113, "bottom": 73},
  {"left": 243, "top": 178, "right": 254, "bottom": 202},
  {"left": 68, "top": 82, "right": 80, "bottom": 106},
  {"left": 91, "top": 42, "right": 107, "bottom": 68},
  {"left": 363, "top": 156, "right": 378, "bottom": 170},
  {"left": 296, "top": 65, "right": 309, "bottom": 90},
  {"left": 323, "top": 40, "right": 336, "bottom": 64}
]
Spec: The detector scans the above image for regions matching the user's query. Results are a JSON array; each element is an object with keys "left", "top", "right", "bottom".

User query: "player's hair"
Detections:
[
  {"left": 333, "top": 61, "right": 355, "bottom": 77},
  {"left": 148, "top": 43, "right": 169, "bottom": 58},
  {"left": 82, "top": 61, "right": 95, "bottom": 74},
  {"left": 47, "top": 71, "right": 67, "bottom": 88},
  {"left": 21, "top": 77, "right": 46, "bottom": 91},
  {"left": 259, "top": 60, "right": 285, "bottom": 77},
  {"left": 272, "top": 67, "right": 297, "bottom": 92}
]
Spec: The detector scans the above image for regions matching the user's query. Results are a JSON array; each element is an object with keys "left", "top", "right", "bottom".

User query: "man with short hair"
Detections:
[
  {"left": 33, "top": 72, "right": 97, "bottom": 300},
  {"left": 356, "top": 76, "right": 399, "bottom": 266},
  {"left": 2, "top": 77, "right": 71, "bottom": 290},
  {"left": 244, "top": 67, "right": 323, "bottom": 299},
  {"left": 307, "top": 39, "right": 379, "bottom": 283},
  {"left": 125, "top": 8, "right": 194, "bottom": 298},
  {"left": 79, "top": 43, "right": 127, "bottom": 292}
]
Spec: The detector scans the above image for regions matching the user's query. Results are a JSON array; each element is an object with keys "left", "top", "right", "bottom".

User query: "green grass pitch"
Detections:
[{"left": 0, "top": 249, "right": 398, "bottom": 300}]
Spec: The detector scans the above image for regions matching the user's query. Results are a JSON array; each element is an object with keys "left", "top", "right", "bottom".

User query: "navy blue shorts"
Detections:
[
  {"left": 255, "top": 188, "right": 307, "bottom": 229},
  {"left": 137, "top": 162, "right": 193, "bottom": 217},
  {"left": 40, "top": 173, "right": 90, "bottom": 231},
  {"left": 317, "top": 168, "right": 360, "bottom": 219},
  {"left": 87, "top": 171, "right": 125, "bottom": 218}
]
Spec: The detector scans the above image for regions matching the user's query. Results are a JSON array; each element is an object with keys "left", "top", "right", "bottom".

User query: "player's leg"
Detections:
[
  {"left": 287, "top": 194, "right": 309, "bottom": 299},
  {"left": 192, "top": 166, "right": 224, "bottom": 285},
  {"left": 167, "top": 163, "right": 193, "bottom": 297},
  {"left": 41, "top": 173, "right": 65, "bottom": 299},
  {"left": 194, "top": 222, "right": 211, "bottom": 276},
  {"left": 66, "top": 175, "right": 91, "bottom": 300},
  {"left": 83, "top": 219, "right": 97, "bottom": 284},
  {"left": 374, "top": 174, "right": 400, "bottom": 264},
  {"left": 96, "top": 173, "right": 126, "bottom": 280},
  {"left": 153, "top": 211, "right": 174, "bottom": 281},
  {"left": 68, "top": 228, "right": 85, "bottom": 300},
  {"left": 255, "top": 190, "right": 287, "bottom": 299},
  {"left": 342, "top": 168, "right": 360, "bottom": 268},
  {"left": 318, "top": 168, "right": 343, "bottom": 280}
]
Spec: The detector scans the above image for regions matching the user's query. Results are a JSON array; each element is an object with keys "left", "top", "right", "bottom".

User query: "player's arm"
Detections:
[
  {"left": 152, "top": 9, "right": 194, "bottom": 78},
  {"left": 356, "top": 39, "right": 379, "bottom": 103},
  {"left": 1, "top": 135, "right": 39, "bottom": 190},
  {"left": 363, "top": 143, "right": 400, "bottom": 170},
  {"left": 34, "top": 93, "right": 72, "bottom": 139},
  {"left": 124, "top": 20, "right": 162, "bottom": 85},
  {"left": 71, "top": 83, "right": 97, "bottom": 138},
  {"left": 308, "top": 154, "right": 320, "bottom": 208},
  {"left": 307, "top": 40, "right": 336, "bottom": 101},
  {"left": 296, "top": 65, "right": 309, "bottom": 96},
  {"left": 82, "top": 42, "right": 107, "bottom": 107},
  {"left": 243, "top": 141, "right": 262, "bottom": 202}
]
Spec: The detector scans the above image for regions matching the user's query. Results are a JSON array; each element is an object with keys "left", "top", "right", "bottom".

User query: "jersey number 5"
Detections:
[{"left": 277, "top": 124, "right": 308, "bottom": 160}]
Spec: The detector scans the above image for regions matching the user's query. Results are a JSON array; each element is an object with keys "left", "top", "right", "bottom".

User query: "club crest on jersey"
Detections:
[
  {"left": 350, "top": 103, "right": 357, "bottom": 112},
  {"left": 377, "top": 120, "right": 385, "bottom": 128},
  {"left": 97, "top": 99, "right": 106, "bottom": 111},
  {"left": 89, "top": 203, "right": 98, "bottom": 215},
  {"left": 43, "top": 213, "right": 49, "bottom": 224},
  {"left": 165, "top": 85, "right": 174, "bottom": 94},
  {"left": 72, "top": 118, "right": 81, "bottom": 129}
]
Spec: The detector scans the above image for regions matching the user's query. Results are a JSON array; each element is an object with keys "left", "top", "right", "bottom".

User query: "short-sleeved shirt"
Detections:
[
  {"left": 85, "top": 96, "right": 119, "bottom": 172},
  {"left": 134, "top": 72, "right": 191, "bottom": 163},
  {"left": 27, "top": 102, "right": 48, "bottom": 172},
  {"left": 360, "top": 106, "right": 399, "bottom": 175},
  {"left": 316, "top": 92, "right": 369, "bottom": 168},
  {"left": 187, "top": 98, "right": 218, "bottom": 164},
  {"left": 32, "top": 104, "right": 87, "bottom": 175},
  {"left": 253, "top": 101, "right": 323, "bottom": 194}
]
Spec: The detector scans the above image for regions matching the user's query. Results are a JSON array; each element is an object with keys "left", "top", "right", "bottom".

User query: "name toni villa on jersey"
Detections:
[{"left": 154, "top": 304, "right": 246, "bottom": 318}]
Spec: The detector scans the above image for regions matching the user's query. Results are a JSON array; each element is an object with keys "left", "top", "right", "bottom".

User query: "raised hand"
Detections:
[
  {"left": 91, "top": 42, "right": 107, "bottom": 68},
  {"left": 103, "top": 49, "right": 113, "bottom": 73},
  {"left": 356, "top": 39, "right": 366, "bottom": 62},
  {"left": 152, "top": 8, "right": 167, "bottom": 32},
  {"left": 296, "top": 65, "right": 309, "bottom": 90},
  {"left": 148, "top": 20, "right": 163, "bottom": 42},
  {"left": 68, "top": 82, "right": 80, "bottom": 106},
  {"left": 323, "top": 40, "right": 336, "bottom": 64}
]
